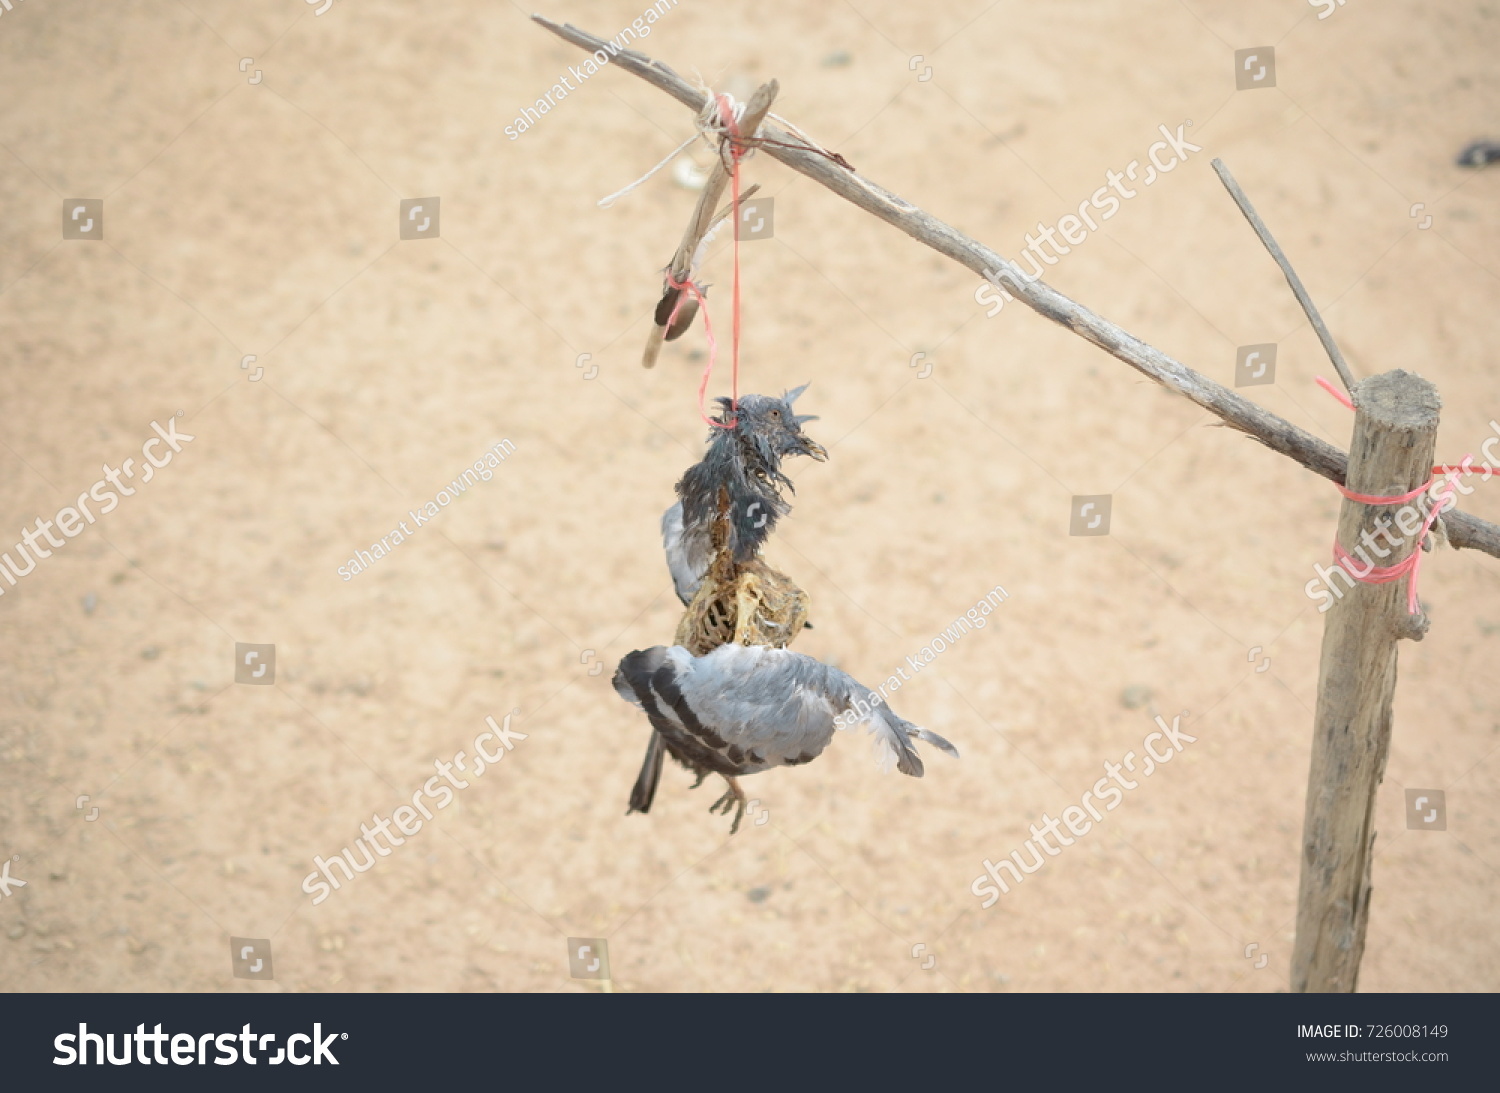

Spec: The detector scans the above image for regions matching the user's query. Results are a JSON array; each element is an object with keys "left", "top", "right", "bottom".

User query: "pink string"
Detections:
[
  {"left": 1434, "top": 456, "right": 1493, "bottom": 482},
  {"left": 1329, "top": 469, "right": 1458, "bottom": 615},
  {"left": 663, "top": 270, "right": 727, "bottom": 430},
  {"left": 1334, "top": 479, "right": 1430, "bottom": 507},
  {"left": 719, "top": 93, "right": 744, "bottom": 427},
  {"left": 1315, "top": 375, "right": 1354, "bottom": 410},
  {"left": 662, "top": 93, "right": 747, "bottom": 431},
  {"left": 1314, "top": 376, "right": 1473, "bottom": 614}
]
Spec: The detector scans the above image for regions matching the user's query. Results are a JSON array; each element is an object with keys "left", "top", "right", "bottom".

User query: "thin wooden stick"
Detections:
[
  {"left": 639, "top": 181, "right": 760, "bottom": 367},
  {"left": 1210, "top": 158, "right": 1358, "bottom": 395},
  {"left": 533, "top": 15, "right": 1500, "bottom": 560},
  {"left": 641, "top": 81, "right": 779, "bottom": 368},
  {"left": 1292, "top": 369, "right": 1439, "bottom": 992}
]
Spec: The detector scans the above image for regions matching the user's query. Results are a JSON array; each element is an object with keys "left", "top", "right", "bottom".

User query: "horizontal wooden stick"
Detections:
[{"left": 533, "top": 15, "right": 1500, "bottom": 560}]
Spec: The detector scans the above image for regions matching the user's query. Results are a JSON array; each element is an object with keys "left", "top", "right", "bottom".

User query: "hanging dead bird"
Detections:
[
  {"left": 614, "top": 643, "right": 960, "bottom": 833},
  {"left": 671, "top": 488, "right": 810, "bottom": 655},
  {"left": 659, "top": 386, "right": 825, "bottom": 654},
  {"left": 616, "top": 381, "right": 954, "bottom": 834},
  {"left": 660, "top": 385, "right": 825, "bottom": 607}
]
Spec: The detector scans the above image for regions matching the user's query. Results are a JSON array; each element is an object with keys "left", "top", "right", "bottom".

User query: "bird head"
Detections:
[
  {"left": 712, "top": 384, "right": 827, "bottom": 470},
  {"left": 680, "top": 385, "right": 827, "bottom": 564}
]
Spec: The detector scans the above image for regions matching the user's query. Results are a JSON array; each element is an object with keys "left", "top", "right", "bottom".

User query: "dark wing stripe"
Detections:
[
  {"left": 616, "top": 648, "right": 697, "bottom": 742},
  {"left": 616, "top": 647, "right": 743, "bottom": 778},
  {"left": 638, "top": 686, "right": 734, "bottom": 775},
  {"left": 613, "top": 648, "right": 666, "bottom": 707},
  {"left": 662, "top": 732, "right": 739, "bottom": 777},
  {"left": 651, "top": 661, "right": 729, "bottom": 751}
]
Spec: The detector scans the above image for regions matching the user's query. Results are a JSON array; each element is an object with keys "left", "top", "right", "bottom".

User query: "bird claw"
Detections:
[{"left": 709, "top": 786, "right": 746, "bottom": 834}]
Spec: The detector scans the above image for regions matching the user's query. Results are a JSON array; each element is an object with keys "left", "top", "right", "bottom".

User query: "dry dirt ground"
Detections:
[{"left": 1, "top": 0, "right": 1497, "bottom": 994}]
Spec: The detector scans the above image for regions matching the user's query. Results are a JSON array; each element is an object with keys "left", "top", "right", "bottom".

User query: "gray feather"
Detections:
[
  {"left": 661, "top": 500, "right": 707, "bottom": 607},
  {"left": 614, "top": 644, "right": 957, "bottom": 779},
  {"left": 675, "top": 390, "right": 826, "bottom": 566}
]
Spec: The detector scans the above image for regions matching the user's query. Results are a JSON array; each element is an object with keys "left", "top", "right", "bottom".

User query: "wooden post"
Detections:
[{"left": 1292, "top": 369, "right": 1441, "bottom": 992}]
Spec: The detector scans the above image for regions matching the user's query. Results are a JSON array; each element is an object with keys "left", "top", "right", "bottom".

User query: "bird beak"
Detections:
[{"left": 795, "top": 434, "right": 828, "bottom": 461}]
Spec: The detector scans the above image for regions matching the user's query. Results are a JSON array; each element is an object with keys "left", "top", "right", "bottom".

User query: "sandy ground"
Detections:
[{"left": 1, "top": 0, "right": 1497, "bottom": 994}]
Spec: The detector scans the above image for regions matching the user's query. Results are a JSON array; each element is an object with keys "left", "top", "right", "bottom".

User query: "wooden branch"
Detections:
[
  {"left": 640, "top": 181, "right": 761, "bottom": 367},
  {"left": 671, "top": 85, "right": 777, "bottom": 276},
  {"left": 1210, "top": 158, "right": 1358, "bottom": 394},
  {"left": 1292, "top": 369, "right": 1439, "bottom": 993},
  {"left": 533, "top": 15, "right": 1500, "bottom": 560},
  {"left": 642, "top": 81, "right": 779, "bottom": 368}
]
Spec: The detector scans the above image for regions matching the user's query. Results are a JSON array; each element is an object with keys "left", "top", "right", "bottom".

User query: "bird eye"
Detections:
[{"left": 768, "top": 409, "right": 781, "bottom": 420}]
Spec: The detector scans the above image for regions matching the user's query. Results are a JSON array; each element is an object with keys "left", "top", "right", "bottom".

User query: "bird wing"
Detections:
[
  {"left": 660, "top": 501, "right": 707, "bottom": 607},
  {"left": 615, "top": 644, "right": 958, "bottom": 777},
  {"left": 667, "top": 644, "right": 844, "bottom": 769}
]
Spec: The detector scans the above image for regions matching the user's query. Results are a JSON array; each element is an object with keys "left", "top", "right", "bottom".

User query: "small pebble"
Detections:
[
  {"left": 747, "top": 886, "right": 771, "bottom": 903},
  {"left": 82, "top": 592, "right": 97, "bottom": 615},
  {"left": 821, "top": 50, "right": 853, "bottom": 68},
  {"left": 1121, "top": 685, "right": 1152, "bottom": 710}
]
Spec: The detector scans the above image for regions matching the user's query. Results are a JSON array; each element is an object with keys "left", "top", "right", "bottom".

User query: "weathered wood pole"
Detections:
[{"left": 1292, "top": 369, "right": 1441, "bottom": 992}]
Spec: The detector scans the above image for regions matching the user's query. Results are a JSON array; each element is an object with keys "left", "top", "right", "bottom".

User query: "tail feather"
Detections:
[
  {"left": 907, "top": 723, "right": 961, "bottom": 760},
  {"left": 867, "top": 709, "right": 924, "bottom": 778},
  {"left": 629, "top": 733, "right": 665, "bottom": 814},
  {"left": 850, "top": 706, "right": 961, "bottom": 777},
  {"left": 617, "top": 647, "right": 673, "bottom": 814}
]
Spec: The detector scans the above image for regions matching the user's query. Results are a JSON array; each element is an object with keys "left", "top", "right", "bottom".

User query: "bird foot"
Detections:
[{"left": 708, "top": 776, "right": 747, "bottom": 835}]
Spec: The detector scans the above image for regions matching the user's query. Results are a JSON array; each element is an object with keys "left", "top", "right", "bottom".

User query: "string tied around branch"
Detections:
[
  {"left": 654, "top": 91, "right": 750, "bottom": 430},
  {"left": 1314, "top": 375, "right": 1480, "bottom": 614}
]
